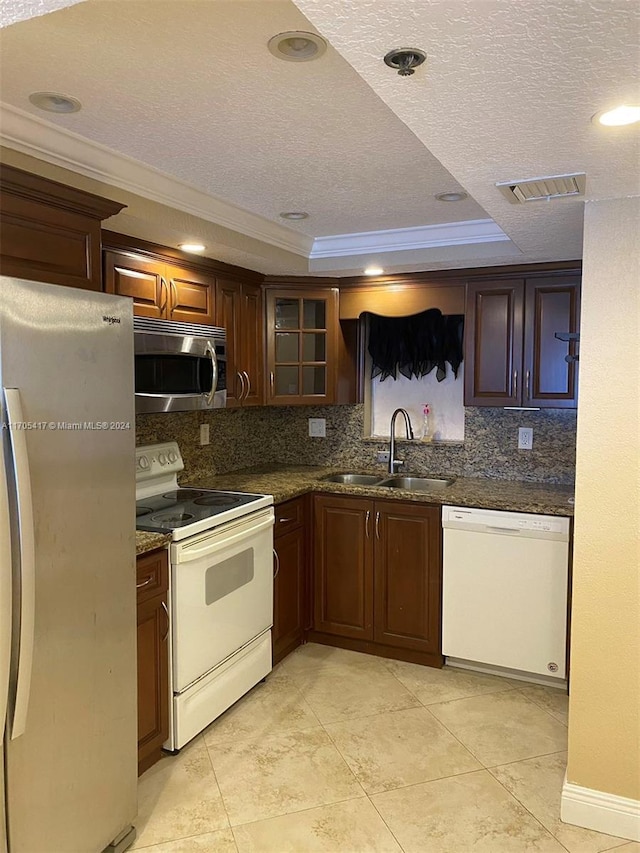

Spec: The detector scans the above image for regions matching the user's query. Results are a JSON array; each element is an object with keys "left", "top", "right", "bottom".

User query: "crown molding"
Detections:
[
  {"left": 309, "top": 219, "right": 510, "bottom": 259},
  {"left": 0, "top": 103, "right": 313, "bottom": 258}
]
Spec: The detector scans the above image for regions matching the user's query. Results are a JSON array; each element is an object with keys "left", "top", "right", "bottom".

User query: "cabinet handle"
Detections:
[
  {"left": 161, "top": 601, "right": 170, "bottom": 642},
  {"left": 237, "top": 371, "right": 246, "bottom": 400},
  {"left": 375, "top": 511, "right": 381, "bottom": 540},
  {"left": 169, "top": 280, "right": 177, "bottom": 316},
  {"left": 513, "top": 369, "right": 518, "bottom": 399},
  {"left": 365, "top": 510, "right": 371, "bottom": 539},
  {"left": 136, "top": 574, "right": 154, "bottom": 590},
  {"left": 242, "top": 370, "right": 251, "bottom": 400},
  {"left": 525, "top": 369, "right": 531, "bottom": 400},
  {"left": 273, "top": 548, "right": 280, "bottom": 579},
  {"left": 278, "top": 517, "right": 294, "bottom": 524},
  {"left": 270, "top": 371, "right": 275, "bottom": 397},
  {"left": 159, "top": 278, "right": 168, "bottom": 314}
]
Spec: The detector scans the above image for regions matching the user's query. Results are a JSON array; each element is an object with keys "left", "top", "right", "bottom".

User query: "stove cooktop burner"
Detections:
[
  {"left": 193, "top": 494, "right": 244, "bottom": 507},
  {"left": 135, "top": 486, "right": 271, "bottom": 535},
  {"left": 151, "top": 510, "right": 195, "bottom": 524},
  {"left": 162, "top": 489, "right": 206, "bottom": 501}
]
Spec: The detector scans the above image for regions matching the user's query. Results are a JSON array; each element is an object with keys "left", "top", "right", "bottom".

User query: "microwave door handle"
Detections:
[
  {"left": 206, "top": 342, "right": 218, "bottom": 405},
  {"left": 0, "top": 410, "right": 13, "bottom": 740},
  {"left": 4, "top": 388, "right": 36, "bottom": 739}
]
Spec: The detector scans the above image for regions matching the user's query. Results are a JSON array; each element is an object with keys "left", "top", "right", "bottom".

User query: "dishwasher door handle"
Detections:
[{"left": 484, "top": 525, "right": 522, "bottom": 535}]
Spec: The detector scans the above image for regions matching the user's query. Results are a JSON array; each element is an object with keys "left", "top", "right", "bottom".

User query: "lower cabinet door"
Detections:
[
  {"left": 313, "top": 495, "right": 374, "bottom": 640},
  {"left": 374, "top": 501, "right": 442, "bottom": 654},
  {"left": 273, "top": 527, "right": 305, "bottom": 664},
  {"left": 137, "top": 592, "right": 169, "bottom": 774}
]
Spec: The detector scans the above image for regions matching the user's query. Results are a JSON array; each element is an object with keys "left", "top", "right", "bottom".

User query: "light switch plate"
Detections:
[
  {"left": 199, "top": 423, "right": 210, "bottom": 445},
  {"left": 518, "top": 427, "right": 533, "bottom": 450},
  {"left": 308, "top": 418, "right": 326, "bottom": 437}
]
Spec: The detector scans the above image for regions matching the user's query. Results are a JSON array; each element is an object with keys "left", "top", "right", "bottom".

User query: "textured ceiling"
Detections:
[
  {"left": 0, "top": 0, "right": 637, "bottom": 275},
  {"left": 0, "top": 0, "right": 488, "bottom": 240},
  {"left": 293, "top": 0, "right": 640, "bottom": 263},
  {"left": 0, "top": 0, "right": 86, "bottom": 28}
]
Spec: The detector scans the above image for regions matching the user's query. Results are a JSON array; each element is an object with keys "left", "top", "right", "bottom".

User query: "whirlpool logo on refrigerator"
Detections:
[{"left": 102, "top": 315, "right": 121, "bottom": 325}]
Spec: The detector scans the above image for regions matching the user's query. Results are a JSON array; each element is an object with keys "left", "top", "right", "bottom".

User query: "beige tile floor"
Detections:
[{"left": 132, "top": 644, "right": 636, "bottom": 853}]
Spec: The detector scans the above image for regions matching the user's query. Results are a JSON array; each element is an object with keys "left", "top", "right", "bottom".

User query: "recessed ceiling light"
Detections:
[
  {"left": 268, "top": 31, "right": 327, "bottom": 62},
  {"left": 435, "top": 191, "right": 468, "bottom": 202},
  {"left": 280, "top": 211, "right": 309, "bottom": 220},
  {"left": 593, "top": 105, "right": 640, "bottom": 127},
  {"left": 364, "top": 267, "right": 384, "bottom": 276},
  {"left": 179, "top": 243, "right": 206, "bottom": 253},
  {"left": 28, "top": 91, "right": 81, "bottom": 113}
]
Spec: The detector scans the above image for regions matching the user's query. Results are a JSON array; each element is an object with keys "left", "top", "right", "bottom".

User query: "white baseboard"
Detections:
[{"left": 561, "top": 774, "right": 640, "bottom": 841}]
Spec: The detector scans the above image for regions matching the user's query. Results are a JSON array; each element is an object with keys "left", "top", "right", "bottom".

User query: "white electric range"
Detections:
[{"left": 136, "top": 442, "right": 274, "bottom": 750}]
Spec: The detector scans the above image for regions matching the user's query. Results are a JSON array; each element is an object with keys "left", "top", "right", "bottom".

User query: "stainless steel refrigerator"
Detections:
[{"left": 0, "top": 277, "right": 137, "bottom": 853}]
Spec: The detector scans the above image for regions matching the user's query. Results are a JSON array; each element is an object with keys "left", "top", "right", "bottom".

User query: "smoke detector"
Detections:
[
  {"left": 383, "top": 48, "right": 426, "bottom": 77},
  {"left": 496, "top": 173, "right": 586, "bottom": 204}
]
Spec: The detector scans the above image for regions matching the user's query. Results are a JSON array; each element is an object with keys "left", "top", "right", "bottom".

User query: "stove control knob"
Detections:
[
  {"left": 168, "top": 450, "right": 178, "bottom": 463},
  {"left": 159, "top": 453, "right": 167, "bottom": 465},
  {"left": 138, "top": 456, "right": 150, "bottom": 470}
]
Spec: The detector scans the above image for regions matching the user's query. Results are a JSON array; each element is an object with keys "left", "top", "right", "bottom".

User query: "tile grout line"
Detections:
[
  {"left": 514, "top": 687, "right": 569, "bottom": 727},
  {"left": 486, "top": 764, "right": 574, "bottom": 853}
]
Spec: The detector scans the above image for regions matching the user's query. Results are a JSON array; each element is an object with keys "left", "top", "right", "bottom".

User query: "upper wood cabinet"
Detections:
[
  {"left": 265, "top": 288, "right": 339, "bottom": 405},
  {"left": 216, "top": 278, "right": 263, "bottom": 406},
  {"left": 104, "top": 249, "right": 215, "bottom": 324},
  {"left": 464, "top": 274, "right": 580, "bottom": 407},
  {"left": 0, "top": 164, "right": 125, "bottom": 291}
]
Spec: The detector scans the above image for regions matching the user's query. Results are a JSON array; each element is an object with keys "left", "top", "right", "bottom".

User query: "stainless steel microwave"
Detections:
[{"left": 133, "top": 317, "right": 227, "bottom": 413}]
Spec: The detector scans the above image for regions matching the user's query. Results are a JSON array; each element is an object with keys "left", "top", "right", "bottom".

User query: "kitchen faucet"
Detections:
[{"left": 388, "top": 408, "right": 415, "bottom": 474}]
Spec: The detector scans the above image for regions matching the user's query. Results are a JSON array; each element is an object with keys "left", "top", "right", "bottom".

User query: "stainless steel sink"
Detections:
[
  {"left": 377, "top": 475, "right": 456, "bottom": 491},
  {"left": 322, "top": 473, "right": 384, "bottom": 486}
]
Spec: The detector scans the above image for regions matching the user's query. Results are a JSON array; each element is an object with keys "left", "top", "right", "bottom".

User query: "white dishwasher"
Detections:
[{"left": 442, "top": 505, "right": 570, "bottom": 682}]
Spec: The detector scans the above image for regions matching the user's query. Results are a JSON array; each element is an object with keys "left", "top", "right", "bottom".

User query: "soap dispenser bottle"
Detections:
[{"left": 421, "top": 403, "right": 433, "bottom": 442}]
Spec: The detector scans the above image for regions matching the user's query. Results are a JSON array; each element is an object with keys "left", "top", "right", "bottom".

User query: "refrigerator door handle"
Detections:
[
  {"left": 4, "top": 388, "right": 36, "bottom": 739},
  {"left": 0, "top": 411, "right": 12, "bottom": 739}
]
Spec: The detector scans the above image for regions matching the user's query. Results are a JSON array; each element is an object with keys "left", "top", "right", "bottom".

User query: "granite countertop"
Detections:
[
  {"left": 185, "top": 465, "right": 575, "bottom": 517},
  {"left": 136, "top": 530, "right": 171, "bottom": 556}
]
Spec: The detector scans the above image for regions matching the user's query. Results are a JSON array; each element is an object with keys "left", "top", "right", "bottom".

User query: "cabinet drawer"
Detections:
[
  {"left": 136, "top": 549, "right": 169, "bottom": 603},
  {"left": 274, "top": 497, "right": 305, "bottom": 537}
]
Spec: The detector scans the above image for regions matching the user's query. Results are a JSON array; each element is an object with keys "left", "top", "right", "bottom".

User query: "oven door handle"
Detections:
[
  {"left": 174, "top": 513, "right": 274, "bottom": 563},
  {"left": 205, "top": 342, "right": 218, "bottom": 406}
]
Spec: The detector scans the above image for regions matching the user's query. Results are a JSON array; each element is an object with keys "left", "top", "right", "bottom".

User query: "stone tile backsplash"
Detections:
[{"left": 137, "top": 404, "right": 576, "bottom": 485}]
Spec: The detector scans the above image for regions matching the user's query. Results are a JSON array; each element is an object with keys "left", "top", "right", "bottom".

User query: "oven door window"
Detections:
[
  {"left": 135, "top": 354, "right": 213, "bottom": 395},
  {"left": 205, "top": 549, "right": 254, "bottom": 605}
]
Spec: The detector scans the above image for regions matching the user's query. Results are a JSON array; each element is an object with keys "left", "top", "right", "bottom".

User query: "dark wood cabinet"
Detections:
[
  {"left": 265, "top": 288, "right": 339, "bottom": 405},
  {"left": 216, "top": 278, "right": 263, "bottom": 406},
  {"left": 313, "top": 495, "right": 374, "bottom": 640},
  {"left": 136, "top": 548, "right": 169, "bottom": 775},
  {"left": 273, "top": 497, "right": 308, "bottom": 664},
  {"left": 374, "top": 502, "right": 441, "bottom": 654},
  {"left": 465, "top": 274, "right": 580, "bottom": 407},
  {"left": 104, "top": 250, "right": 215, "bottom": 324},
  {"left": 0, "top": 164, "right": 125, "bottom": 291},
  {"left": 312, "top": 495, "right": 442, "bottom": 665}
]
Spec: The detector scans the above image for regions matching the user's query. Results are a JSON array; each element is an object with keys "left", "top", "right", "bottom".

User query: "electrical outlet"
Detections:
[
  {"left": 377, "top": 450, "right": 390, "bottom": 463},
  {"left": 518, "top": 427, "right": 533, "bottom": 450},
  {"left": 199, "top": 423, "right": 210, "bottom": 446},
  {"left": 308, "top": 418, "right": 326, "bottom": 437}
]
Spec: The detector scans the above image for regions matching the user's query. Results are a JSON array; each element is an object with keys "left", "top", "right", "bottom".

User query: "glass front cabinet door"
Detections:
[{"left": 265, "top": 289, "right": 338, "bottom": 405}]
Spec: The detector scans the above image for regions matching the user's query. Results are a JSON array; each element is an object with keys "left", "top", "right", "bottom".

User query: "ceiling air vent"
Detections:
[{"left": 496, "top": 172, "right": 586, "bottom": 204}]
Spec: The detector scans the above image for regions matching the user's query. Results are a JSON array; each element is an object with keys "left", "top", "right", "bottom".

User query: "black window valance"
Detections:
[{"left": 366, "top": 309, "right": 464, "bottom": 382}]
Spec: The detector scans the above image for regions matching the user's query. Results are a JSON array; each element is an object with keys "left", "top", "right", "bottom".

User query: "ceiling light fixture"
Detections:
[
  {"left": 435, "top": 191, "right": 468, "bottom": 202},
  {"left": 593, "top": 105, "right": 640, "bottom": 126},
  {"left": 268, "top": 31, "right": 327, "bottom": 62},
  {"left": 179, "top": 243, "right": 206, "bottom": 253},
  {"left": 280, "top": 211, "right": 309, "bottom": 220},
  {"left": 364, "top": 267, "right": 384, "bottom": 276},
  {"left": 28, "top": 91, "right": 81, "bottom": 113},
  {"left": 383, "top": 47, "right": 426, "bottom": 77}
]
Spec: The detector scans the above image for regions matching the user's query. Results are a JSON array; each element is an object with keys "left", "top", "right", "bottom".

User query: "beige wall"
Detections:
[{"left": 568, "top": 196, "right": 640, "bottom": 799}]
